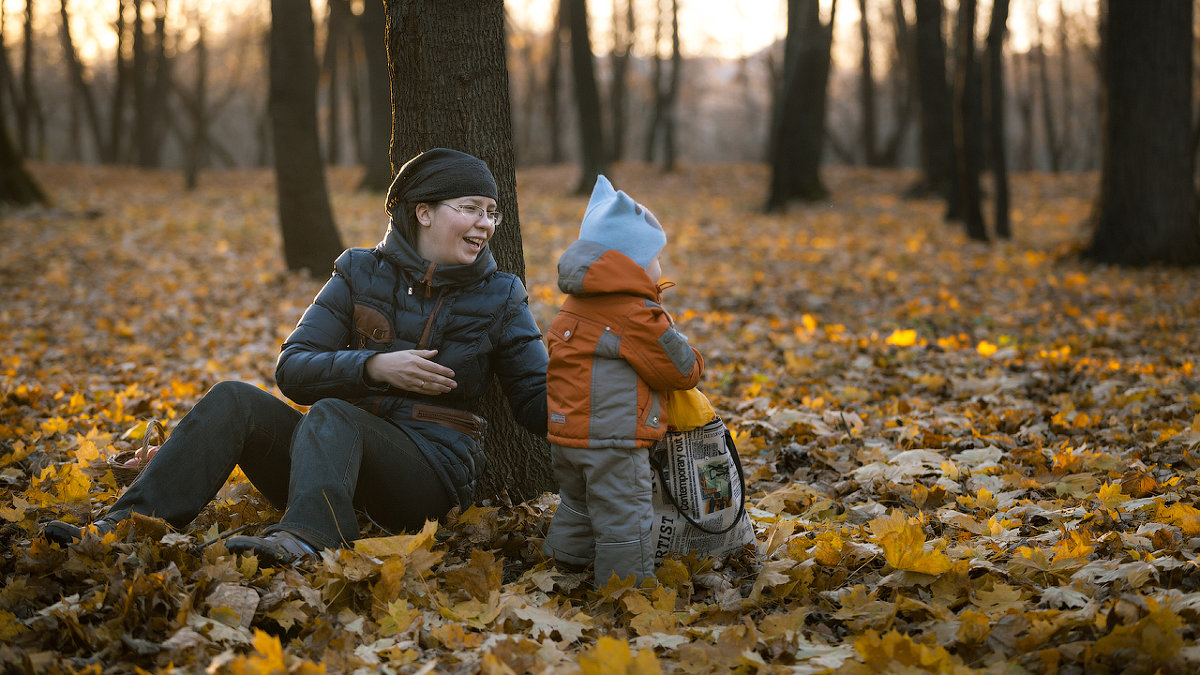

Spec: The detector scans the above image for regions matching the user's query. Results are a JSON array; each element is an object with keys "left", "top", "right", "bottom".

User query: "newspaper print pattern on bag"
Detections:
[{"left": 651, "top": 418, "right": 755, "bottom": 560}]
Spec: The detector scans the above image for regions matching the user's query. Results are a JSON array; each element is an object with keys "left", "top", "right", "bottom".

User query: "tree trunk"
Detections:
[
  {"left": 607, "top": 0, "right": 633, "bottom": 162},
  {"left": 985, "top": 0, "right": 1010, "bottom": 239},
  {"left": 0, "top": 122, "right": 44, "bottom": 205},
  {"left": 545, "top": 1, "right": 565, "bottom": 165},
  {"left": 358, "top": 0, "right": 392, "bottom": 191},
  {"left": 384, "top": 0, "right": 554, "bottom": 503},
  {"left": 1086, "top": 0, "right": 1198, "bottom": 265},
  {"left": 877, "top": 0, "right": 913, "bottom": 167},
  {"left": 108, "top": 0, "right": 130, "bottom": 164},
  {"left": 912, "top": 0, "right": 955, "bottom": 201},
  {"left": 1011, "top": 48, "right": 1035, "bottom": 171},
  {"left": 661, "top": 0, "right": 681, "bottom": 172},
  {"left": 270, "top": 0, "right": 344, "bottom": 275},
  {"left": 183, "top": 17, "right": 207, "bottom": 190},
  {"left": 20, "top": 0, "right": 44, "bottom": 157},
  {"left": 0, "top": 5, "right": 19, "bottom": 133},
  {"left": 58, "top": 0, "right": 106, "bottom": 162},
  {"left": 952, "top": 0, "right": 987, "bottom": 241},
  {"left": 643, "top": 2, "right": 664, "bottom": 163},
  {"left": 858, "top": 0, "right": 878, "bottom": 166},
  {"left": 322, "top": 0, "right": 352, "bottom": 166},
  {"left": 565, "top": 0, "right": 606, "bottom": 193},
  {"left": 765, "top": 0, "right": 837, "bottom": 210},
  {"left": 1056, "top": 0, "right": 1074, "bottom": 169},
  {"left": 1034, "top": 17, "right": 1062, "bottom": 172},
  {"left": 149, "top": 0, "right": 170, "bottom": 165},
  {"left": 132, "top": 1, "right": 150, "bottom": 165}
]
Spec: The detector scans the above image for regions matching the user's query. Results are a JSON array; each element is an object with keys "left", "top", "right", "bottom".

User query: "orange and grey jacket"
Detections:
[{"left": 546, "top": 240, "right": 703, "bottom": 449}]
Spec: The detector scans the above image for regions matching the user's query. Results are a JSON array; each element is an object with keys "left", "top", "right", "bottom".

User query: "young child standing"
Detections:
[{"left": 543, "top": 175, "right": 704, "bottom": 586}]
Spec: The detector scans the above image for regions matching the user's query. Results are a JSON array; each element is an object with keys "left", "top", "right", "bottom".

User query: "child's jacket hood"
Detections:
[{"left": 557, "top": 239, "right": 661, "bottom": 299}]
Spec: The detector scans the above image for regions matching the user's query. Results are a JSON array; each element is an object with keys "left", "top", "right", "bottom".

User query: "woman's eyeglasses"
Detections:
[{"left": 439, "top": 202, "right": 502, "bottom": 226}]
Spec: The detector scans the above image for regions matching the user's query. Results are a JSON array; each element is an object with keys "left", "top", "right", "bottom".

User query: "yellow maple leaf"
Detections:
[
  {"left": 1095, "top": 482, "right": 1126, "bottom": 509},
  {"left": 578, "top": 636, "right": 661, "bottom": 675},
  {"left": 869, "top": 511, "right": 952, "bottom": 575},
  {"left": 1091, "top": 597, "right": 1183, "bottom": 662},
  {"left": 1155, "top": 502, "right": 1200, "bottom": 536},
  {"left": 354, "top": 519, "right": 438, "bottom": 558},
  {"left": 885, "top": 329, "right": 918, "bottom": 347},
  {"left": 854, "top": 629, "right": 960, "bottom": 671},
  {"left": 1051, "top": 530, "right": 1096, "bottom": 564},
  {"left": 976, "top": 340, "right": 998, "bottom": 356}
]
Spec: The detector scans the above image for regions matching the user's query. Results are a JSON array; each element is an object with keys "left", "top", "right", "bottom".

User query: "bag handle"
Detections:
[{"left": 651, "top": 426, "right": 748, "bottom": 536}]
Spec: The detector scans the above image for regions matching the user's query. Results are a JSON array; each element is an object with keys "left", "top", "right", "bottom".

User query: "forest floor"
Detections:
[{"left": 2, "top": 161, "right": 1199, "bottom": 674}]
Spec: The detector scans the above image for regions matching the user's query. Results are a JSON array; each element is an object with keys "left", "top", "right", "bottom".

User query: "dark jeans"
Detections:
[{"left": 105, "top": 380, "right": 453, "bottom": 549}]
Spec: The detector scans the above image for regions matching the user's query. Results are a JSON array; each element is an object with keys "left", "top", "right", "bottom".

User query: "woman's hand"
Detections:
[{"left": 366, "top": 349, "right": 457, "bottom": 395}]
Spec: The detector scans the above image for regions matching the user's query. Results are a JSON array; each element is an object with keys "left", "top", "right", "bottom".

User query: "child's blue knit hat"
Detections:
[{"left": 578, "top": 175, "right": 666, "bottom": 269}]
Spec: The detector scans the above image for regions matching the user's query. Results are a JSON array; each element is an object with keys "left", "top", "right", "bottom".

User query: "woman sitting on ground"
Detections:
[{"left": 44, "top": 148, "right": 548, "bottom": 564}]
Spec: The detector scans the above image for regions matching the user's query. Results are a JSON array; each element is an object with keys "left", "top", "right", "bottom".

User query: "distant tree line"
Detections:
[
  {"left": 0, "top": 0, "right": 1113, "bottom": 175},
  {"left": 1, "top": 0, "right": 1196, "bottom": 265}
]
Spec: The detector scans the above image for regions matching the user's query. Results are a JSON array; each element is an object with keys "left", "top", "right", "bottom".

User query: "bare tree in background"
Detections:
[
  {"left": 984, "top": 0, "right": 1011, "bottom": 239},
  {"left": 565, "top": 0, "right": 606, "bottom": 193},
  {"left": 766, "top": 0, "right": 837, "bottom": 209},
  {"left": 133, "top": 0, "right": 170, "bottom": 167},
  {"left": 644, "top": 0, "right": 681, "bottom": 171},
  {"left": 1033, "top": 9, "right": 1064, "bottom": 172},
  {"left": 183, "top": 15, "right": 208, "bottom": 190},
  {"left": 0, "top": 122, "right": 44, "bottom": 205},
  {"left": 58, "top": 0, "right": 106, "bottom": 162},
  {"left": 607, "top": 0, "right": 634, "bottom": 162},
  {"left": 1011, "top": 47, "right": 1035, "bottom": 171},
  {"left": 1086, "top": 0, "right": 1198, "bottom": 265},
  {"left": 18, "top": 0, "right": 44, "bottom": 157},
  {"left": 384, "top": 0, "right": 553, "bottom": 502},
  {"left": 270, "top": 0, "right": 344, "bottom": 276},
  {"left": 857, "top": 0, "right": 878, "bottom": 166},
  {"left": 358, "top": 0, "right": 391, "bottom": 191},
  {"left": 545, "top": 1, "right": 565, "bottom": 164},
  {"left": 951, "top": 0, "right": 986, "bottom": 241},
  {"left": 912, "top": 0, "right": 955, "bottom": 201}
]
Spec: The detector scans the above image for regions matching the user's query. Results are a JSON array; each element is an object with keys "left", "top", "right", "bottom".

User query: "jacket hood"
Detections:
[
  {"left": 377, "top": 218, "right": 498, "bottom": 289},
  {"left": 557, "top": 239, "right": 661, "bottom": 299}
]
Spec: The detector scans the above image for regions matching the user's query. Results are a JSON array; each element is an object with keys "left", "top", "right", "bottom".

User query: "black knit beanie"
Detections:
[{"left": 384, "top": 148, "right": 498, "bottom": 217}]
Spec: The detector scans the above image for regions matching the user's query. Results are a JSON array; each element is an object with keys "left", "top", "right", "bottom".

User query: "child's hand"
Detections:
[{"left": 366, "top": 349, "right": 457, "bottom": 395}]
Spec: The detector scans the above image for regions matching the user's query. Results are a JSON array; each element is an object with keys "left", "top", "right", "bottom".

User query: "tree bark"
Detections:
[
  {"left": 270, "top": 0, "right": 344, "bottom": 275},
  {"left": 358, "top": 0, "right": 392, "bottom": 190},
  {"left": 912, "top": 0, "right": 955, "bottom": 202},
  {"left": 661, "top": 0, "right": 681, "bottom": 172},
  {"left": 384, "top": 0, "right": 553, "bottom": 503},
  {"left": 546, "top": 1, "right": 565, "bottom": 164},
  {"left": 20, "top": 0, "right": 44, "bottom": 157},
  {"left": 1033, "top": 16, "right": 1062, "bottom": 172},
  {"left": 877, "top": 0, "right": 913, "bottom": 167},
  {"left": 644, "top": 1, "right": 664, "bottom": 163},
  {"left": 58, "top": 0, "right": 106, "bottom": 162},
  {"left": 1086, "top": 0, "right": 1198, "bottom": 265},
  {"left": 607, "top": 0, "right": 634, "bottom": 162},
  {"left": 565, "top": 0, "right": 606, "bottom": 193},
  {"left": 183, "top": 17, "right": 207, "bottom": 190},
  {"left": 0, "top": 122, "right": 45, "bottom": 205},
  {"left": 952, "top": 0, "right": 987, "bottom": 240},
  {"left": 858, "top": 0, "right": 878, "bottom": 166},
  {"left": 985, "top": 0, "right": 1010, "bottom": 238},
  {"left": 765, "top": 0, "right": 837, "bottom": 210},
  {"left": 108, "top": 0, "right": 131, "bottom": 164}
]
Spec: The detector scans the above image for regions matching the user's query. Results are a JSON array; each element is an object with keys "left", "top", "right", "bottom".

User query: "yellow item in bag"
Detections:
[{"left": 664, "top": 388, "right": 716, "bottom": 431}]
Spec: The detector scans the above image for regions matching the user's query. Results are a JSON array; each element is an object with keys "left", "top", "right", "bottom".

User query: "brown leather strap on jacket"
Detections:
[{"left": 411, "top": 403, "right": 486, "bottom": 443}]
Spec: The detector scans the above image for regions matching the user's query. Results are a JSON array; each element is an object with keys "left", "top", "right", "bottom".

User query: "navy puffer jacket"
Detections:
[{"left": 275, "top": 221, "right": 548, "bottom": 506}]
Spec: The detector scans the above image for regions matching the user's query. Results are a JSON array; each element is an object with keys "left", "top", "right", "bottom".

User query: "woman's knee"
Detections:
[
  {"left": 205, "top": 380, "right": 269, "bottom": 407},
  {"left": 304, "top": 397, "right": 361, "bottom": 425}
]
